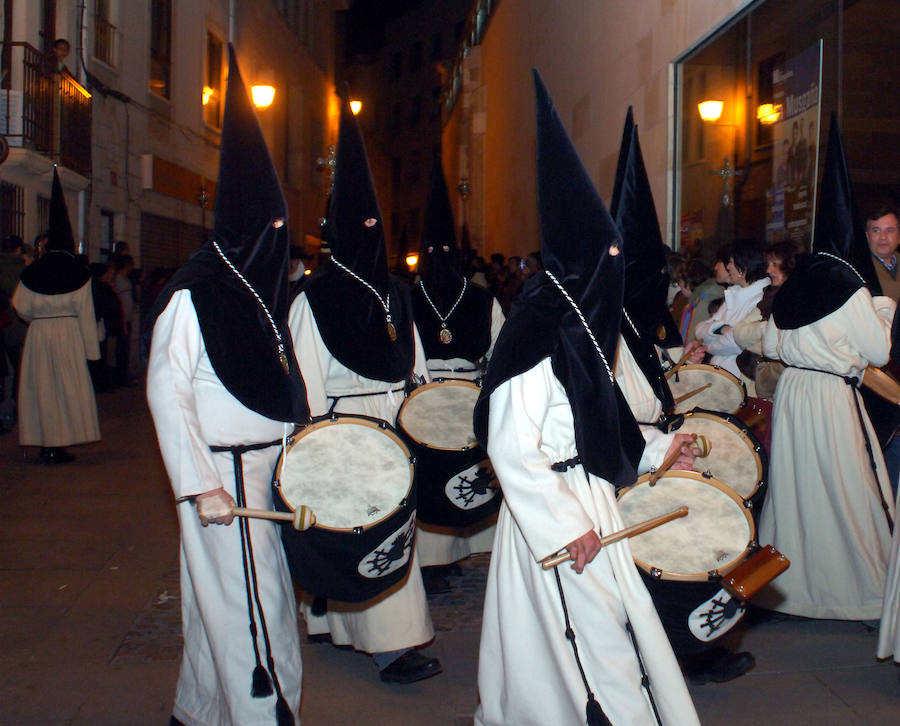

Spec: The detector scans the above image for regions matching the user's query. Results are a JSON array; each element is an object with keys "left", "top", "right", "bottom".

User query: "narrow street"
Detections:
[{"left": 1, "top": 384, "right": 898, "bottom": 725}]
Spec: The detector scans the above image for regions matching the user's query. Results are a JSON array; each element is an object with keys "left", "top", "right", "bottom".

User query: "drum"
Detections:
[
  {"left": 397, "top": 379, "right": 502, "bottom": 527},
  {"left": 274, "top": 414, "right": 417, "bottom": 603},
  {"left": 617, "top": 471, "right": 756, "bottom": 653},
  {"left": 676, "top": 409, "right": 767, "bottom": 504},
  {"left": 666, "top": 364, "right": 746, "bottom": 415}
]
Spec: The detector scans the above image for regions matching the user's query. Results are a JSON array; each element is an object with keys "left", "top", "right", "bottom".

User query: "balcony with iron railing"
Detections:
[{"left": 0, "top": 42, "right": 92, "bottom": 178}]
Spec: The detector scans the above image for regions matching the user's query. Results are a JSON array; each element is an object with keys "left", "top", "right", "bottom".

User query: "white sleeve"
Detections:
[
  {"left": 637, "top": 425, "right": 674, "bottom": 476},
  {"left": 486, "top": 360, "right": 595, "bottom": 561},
  {"left": 146, "top": 290, "right": 222, "bottom": 500},
  {"left": 76, "top": 281, "right": 100, "bottom": 361},
  {"left": 485, "top": 298, "right": 506, "bottom": 360},
  {"left": 287, "top": 292, "right": 331, "bottom": 416}
]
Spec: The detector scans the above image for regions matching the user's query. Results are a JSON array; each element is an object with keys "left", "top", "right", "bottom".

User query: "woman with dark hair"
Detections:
[
  {"left": 693, "top": 238, "right": 770, "bottom": 379},
  {"left": 732, "top": 241, "right": 804, "bottom": 448}
]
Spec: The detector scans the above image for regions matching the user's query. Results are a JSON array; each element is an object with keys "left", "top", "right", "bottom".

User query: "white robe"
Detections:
[
  {"left": 147, "top": 291, "right": 301, "bottom": 726},
  {"left": 12, "top": 279, "right": 100, "bottom": 447},
  {"left": 758, "top": 288, "right": 896, "bottom": 620},
  {"left": 417, "top": 298, "right": 506, "bottom": 567},
  {"left": 288, "top": 291, "right": 435, "bottom": 654},
  {"left": 474, "top": 353, "right": 698, "bottom": 726}
]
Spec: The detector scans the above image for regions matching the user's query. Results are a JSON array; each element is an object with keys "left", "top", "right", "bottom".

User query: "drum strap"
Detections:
[
  {"left": 326, "top": 387, "right": 406, "bottom": 414},
  {"left": 551, "top": 567, "right": 612, "bottom": 726},
  {"left": 210, "top": 441, "right": 294, "bottom": 725},
  {"left": 787, "top": 365, "right": 894, "bottom": 535}
]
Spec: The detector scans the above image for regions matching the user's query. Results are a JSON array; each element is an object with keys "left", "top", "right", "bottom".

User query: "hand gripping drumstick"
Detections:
[
  {"left": 648, "top": 433, "right": 711, "bottom": 486},
  {"left": 672, "top": 382, "right": 712, "bottom": 405},
  {"left": 665, "top": 348, "right": 695, "bottom": 379},
  {"left": 540, "top": 506, "right": 689, "bottom": 569},
  {"left": 231, "top": 505, "right": 317, "bottom": 531}
]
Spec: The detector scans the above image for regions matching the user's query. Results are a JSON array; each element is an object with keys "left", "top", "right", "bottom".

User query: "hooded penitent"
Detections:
[
  {"left": 144, "top": 45, "right": 308, "bottom": 425},
  {"left": 302, "top": 96, "right": 415, "bottom": 382},
  {"left": 811, "top": 112, "right": 881, "bottom": 296},
  {"left": 19, "top": 169, "right": 91, "bottom": 295},
  {"left": 474, "top": 71, "right": 644, "bottom": 491},
  {"left": 411, "top": 151, "right": 493, "bottom": 362},
  {"left": 610, "top": 108, "right": 678, "bottom": 413},
  {"left": 774, "top": 113, "right": 871, "bottom": 331}
]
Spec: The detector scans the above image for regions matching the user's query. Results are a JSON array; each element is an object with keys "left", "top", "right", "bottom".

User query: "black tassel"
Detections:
[
  {"left": 252, "top": 664, "right": 273, "bottom": 698},
  {"left": 275, "top": 695, "right": 295, "bottom": 726},
  {"left": 311, "top": 596, "right": 328, "bottom": 616},
  {"left": 586, "top": 695, "right": 612, "bottom": 726}
]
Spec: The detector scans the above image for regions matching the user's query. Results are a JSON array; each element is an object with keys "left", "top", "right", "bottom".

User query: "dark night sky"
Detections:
[{"left": 344, "top": 0, "right": 426, "bottom": 56}]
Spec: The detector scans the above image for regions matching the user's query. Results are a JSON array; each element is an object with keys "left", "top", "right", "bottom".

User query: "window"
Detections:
[
  {"left": 94, "top": 0, "right": 117, "bottom": 67},
  {"left": 40, "top": 0, "right": 57, "bottom": 52},
  {"left": 203, "top": 32, "right": 224, "bottom": 128},
  {"left": 0, "top": 181, "right": 24, "bottom": 241},
  {"left": 99, "top": 209, "right": 115, "bottom": 254},
  {"left": 408, "top": 41, "right": 422, "bottom": 74},
  {"left": 390, "top": 52, "right": 402, "bottom": 82},
  {"left": 149, "top": 0, "right": 172, "bottom": 98}
]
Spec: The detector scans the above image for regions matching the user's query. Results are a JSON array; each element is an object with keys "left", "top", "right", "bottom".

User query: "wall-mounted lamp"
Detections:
[
  {"left": 698, "top": 100, "right": 724, "bottom": 122},
  {"left": 405, "top": 253, "right": 419, "bottom": 269},
  {"left": 349, "top": 99, "right": 363, "bottom": 115},
  {"left": 202, "top": 86, "right": 214, "bottom": 106},
  {"left": 756, "top": 103, "right": 782, "bottom": 125},
  {"left": 251, "top": 85, "right": 276, "bottom": 109}
]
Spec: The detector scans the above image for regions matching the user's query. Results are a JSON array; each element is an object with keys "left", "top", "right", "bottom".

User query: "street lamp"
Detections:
[
  {"left": 349, "top": 99, "right": 363, "bottom": 115},
  {"left": 251, "top": 84, "right": 276, "bottom": 109}
]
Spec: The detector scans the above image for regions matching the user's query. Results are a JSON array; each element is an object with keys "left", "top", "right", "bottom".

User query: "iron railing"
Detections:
[{"left": 0, "top": 42, "right": 92, "bottom": 178}]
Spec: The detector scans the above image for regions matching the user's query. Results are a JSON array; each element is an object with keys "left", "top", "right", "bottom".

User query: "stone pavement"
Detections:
[{"left": 1, "top": 384, "right": 900, "bottom": 725}]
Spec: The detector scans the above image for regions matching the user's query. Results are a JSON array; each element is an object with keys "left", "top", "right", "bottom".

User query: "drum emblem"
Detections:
[
  {"left": 446, "top": 460, "right": 499, "bottom": 510},
  {"left": 688, "top": 588, "right": 746, "bottom": 641},
  {"left": 358, "top": 514, "right": 416, "bottom": 579}
]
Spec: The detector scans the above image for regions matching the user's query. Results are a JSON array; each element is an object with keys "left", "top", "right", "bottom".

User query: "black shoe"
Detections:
[
  {"left": 685, "top": 649, "right": 755, "bottom": 685},
  {"left": 379, "top": 651, "right": 443, "bottom": 684},
  {"left": 169, "top": 717, "right": 187, "bottom": 726},
  {"left": 422, "top": 569, "right": 452, "bottom": 595},
  {"left": 39, "top": 447, "right": 75, "bottom": 465},
  {"left": 307, "top": 633, "right": 332, "bottom": 644}
]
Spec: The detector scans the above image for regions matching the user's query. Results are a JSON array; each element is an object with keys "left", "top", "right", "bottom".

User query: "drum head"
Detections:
[
  {"left": 277, "top": 416, "right": 413, "bottom": 531},
  {"left": 667, "top": 364, "right": 746, "bottom": 414},
  {"left": 680, "top": 410, "right": 765, "bottom": 500},
  {"left": 617, "top": 471, "right": 754, "bottom": 581},
  {"left": 397, "top": 380, "right": 481, "bottom": 450}
]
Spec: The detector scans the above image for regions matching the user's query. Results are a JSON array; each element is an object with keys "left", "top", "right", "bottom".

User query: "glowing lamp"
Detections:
[
  {"left": 756, "top": 103, "right": 782, "bottom": 125},
  {"left": 698, "top": 100, "right": 724, "bottom": 122},
  {"left": 202, "top": 86, "right": 214, "bottom": 106},
  {"left": 349, "top": 99, "right": 363, "bottom": 115},
  {"left": 251, "top": 85, "right": 276, "bottom": 108},
  {"left": 405, "top": 253, "right": 419, "bottom": 269}
]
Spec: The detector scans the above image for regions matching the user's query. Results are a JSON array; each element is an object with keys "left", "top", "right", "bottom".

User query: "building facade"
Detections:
[
  {"left": 1, "top": 0, "right": 345, "bottom": 277},
  {"left": 444, "top": 0, "right": 900, "bottom": 262}
]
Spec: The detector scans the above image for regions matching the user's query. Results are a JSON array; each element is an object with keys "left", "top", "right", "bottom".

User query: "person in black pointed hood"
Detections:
[
  {"left": 610, "top": 107, "right": 679, "bottom": 414},
  {"left": 755, "top": 112, "right": 896, "bottom": 625},
  {"left": 12, "top": 168, "right": 99, "bottom": 464},
  {"left": 472, "top": 71, "right": 700, "bottom": 726},
  {"left": 409, "top": 151, "right": 505, "bottom": 579},
  {"left": 287, "top": 96, "right": 442, "bottom": 686},
  {"left": 146, "top": 45, "right": 307, "bottom": 726}
]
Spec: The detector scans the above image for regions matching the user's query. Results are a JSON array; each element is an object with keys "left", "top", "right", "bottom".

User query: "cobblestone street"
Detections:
[{"left": 2, "top": 384, "right": 900, "bottom": 725}]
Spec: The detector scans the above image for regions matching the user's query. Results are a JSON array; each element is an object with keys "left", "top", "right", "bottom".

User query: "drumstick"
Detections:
[
  {"left": 665, "top": 348, "right": 695, "bottom": 379},
  {"left": 672, "top": 382, "right": 711, "bottom": 405},
  {"left": 232, "top": 505, "right": 317, "bottom": 531},
  {"left": 540, "top": 506, "right": 689, "bottom": 570}
]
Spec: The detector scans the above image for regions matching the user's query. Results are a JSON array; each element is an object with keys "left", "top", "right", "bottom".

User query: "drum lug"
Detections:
[
  {"left": 742, "top": 498, "right": 754, "bottom": 510},
  {"left": 352, "top": 526, "right": 363, "bottom": 535},
  {"left": 707, "top": 569, "right": 720, "bottom": 582},
  {"left": 650, "top": 567, "right": 663, "bottom": 579},
  {"left": 701, "top": 469, "right": 713, "bottom": 479}
]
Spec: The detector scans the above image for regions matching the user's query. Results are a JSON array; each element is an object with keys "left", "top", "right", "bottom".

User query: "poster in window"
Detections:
[{"left": 766, "top": 42, "right": 822, "bottom": 245}]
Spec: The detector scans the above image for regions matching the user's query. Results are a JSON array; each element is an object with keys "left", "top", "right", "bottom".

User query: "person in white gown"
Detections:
[
  {"left": 287, "top": 97, "right": 441, "bottom": 685},
  {"left": 409, "top": 153, "right": 505, "bottom": 576},
  {"left": 13, "top": 169, "right": 99, "bottom": 464},
  {"left": 472, "top": 71, "right": 699, "bottom": 726},
  {"left": 757, "top": 253, "right": 895, "bottom": 620},
  {"left": 146, "top": 47, "right": 309, "bottom": 726}
]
